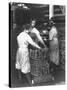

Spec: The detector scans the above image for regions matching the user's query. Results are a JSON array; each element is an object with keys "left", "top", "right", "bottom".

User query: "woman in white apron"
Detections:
[
  {"left": 49, "top": 20, "right": 59, "bottom": 72},
  {"left": 30, "top": 19, "right": 45, "bottom": 46},
  {"left": 15, "top": 25, "right": 41, "bottom": 86}
]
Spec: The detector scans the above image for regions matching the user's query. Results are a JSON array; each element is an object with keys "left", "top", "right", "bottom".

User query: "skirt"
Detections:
[
  {"left": 15, "top": 48, "right": 30, "bottom": 74},
  {"left": 49, "top": 39, "right": 59, "bottom": 65}
]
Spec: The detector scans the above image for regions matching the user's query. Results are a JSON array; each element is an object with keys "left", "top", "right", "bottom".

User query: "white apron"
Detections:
[
  {"left": 15, "top": 47, "right": 30, "bottom": 74},
  {"left": 15, "top": 31, "right": 40, "bottom": 74}
]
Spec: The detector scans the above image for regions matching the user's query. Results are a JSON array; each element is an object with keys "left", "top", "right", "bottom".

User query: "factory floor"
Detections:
[{"left": 11, "top": 65, "right": 65, "bottom": 87}]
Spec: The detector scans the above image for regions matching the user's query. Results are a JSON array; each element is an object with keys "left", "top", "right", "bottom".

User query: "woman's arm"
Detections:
[
  {"left": 32, "top": 28, "right": 45, "bottom": 46},
  {"left": 27, "top": 34, "right": 41, "bottom": 49}
]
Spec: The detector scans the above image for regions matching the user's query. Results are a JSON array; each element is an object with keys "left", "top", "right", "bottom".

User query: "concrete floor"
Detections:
[{"left": 10, "top": 65, "right": 65, "bottom": 87}]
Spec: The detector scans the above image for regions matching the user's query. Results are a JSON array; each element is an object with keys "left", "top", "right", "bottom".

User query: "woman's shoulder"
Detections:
[
  {"left": 51, "top": 26, "right": 57, "bottom": 32},
  {"left": 32, "top": 27, "right": 39, "bottom": 34},
  {"left": 17, "top": 32, "right": 25, "bottom": 38},
  {"left": 52, "top": 26, "right": 57, "bottom": 30}
]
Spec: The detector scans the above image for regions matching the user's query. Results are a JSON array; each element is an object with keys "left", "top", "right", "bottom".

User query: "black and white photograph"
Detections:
[{"left": 9, "top": 2, "right": 65, "bottom": 87}]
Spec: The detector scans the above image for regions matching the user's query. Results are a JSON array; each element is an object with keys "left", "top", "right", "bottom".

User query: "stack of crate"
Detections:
[
  {"left": 59, "top": 39, "right": 65, "bottom": 70},
  {"left": 29, "top": 47, "right": 52, "bottom": 83},
  {"left": 30, "top": 49, "right": 43, "bottom": 77},
  {"left": 57, "top": 23, "right": 65, "bottom": 70}
]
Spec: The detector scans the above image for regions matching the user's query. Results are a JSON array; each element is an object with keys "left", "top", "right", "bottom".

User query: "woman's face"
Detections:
[
  {"left": 31, "top": 20, "right": 36, "bottom": 27},
  {"left": 48, "top": 26, "right": 51, "bottom": 30}
]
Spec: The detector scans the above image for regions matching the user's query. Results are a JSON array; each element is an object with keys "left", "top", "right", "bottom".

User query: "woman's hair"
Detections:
[
  {"left": 46, "top": 18, "right": 56, "bottom": 31},
  {"left": 49, "top": 17, "right": 55, "bottom": 26},
  {"left": 30, "top": 18, "right": 36, "bottom": 22},
  {"left": 21, "top": 24, "right": 30, "bottom": 31},
  {"left": 30, "top": 18, "right": 37, "bottom": 26},
  {"left": 49, "top": 20, "right": 55, "bottom": 27}
]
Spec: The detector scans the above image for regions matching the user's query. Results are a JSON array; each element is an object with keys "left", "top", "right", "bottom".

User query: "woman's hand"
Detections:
[
  {"left": 38, "top": 47, "right": 42, "bottom": 50},
  {"left": 43, "top": 44, "right": 47, "bottom": 48}
]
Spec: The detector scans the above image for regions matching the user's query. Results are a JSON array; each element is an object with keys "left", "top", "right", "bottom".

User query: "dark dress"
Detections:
[{"left": 29, "top": 32, "right": 51, "bottom": 83}]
